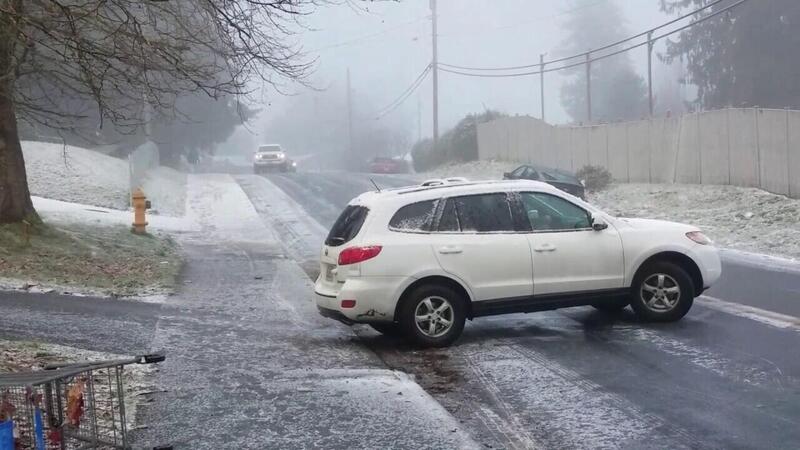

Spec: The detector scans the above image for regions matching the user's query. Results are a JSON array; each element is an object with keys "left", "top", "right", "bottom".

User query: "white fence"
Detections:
[{"left": 477, "top": 108, "right": 800, "bottom": 198}]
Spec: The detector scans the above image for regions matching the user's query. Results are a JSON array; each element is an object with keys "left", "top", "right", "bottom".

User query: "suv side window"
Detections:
[
  {"left": 452, "top": 193, "right": 514, "bottom": 233},
  {"left": 520, "top": 192, "right": 591, "bottom": 231},
  {"left": 389, "top": 200, "right": 438, "bottom": 232}
]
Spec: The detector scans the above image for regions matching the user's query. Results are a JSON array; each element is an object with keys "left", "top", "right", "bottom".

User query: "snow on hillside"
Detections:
[
  {"left": 590, "top": 184, "right": 800, "bottom": 261},
  {"left": 421, "top": 160, "right": 800, "bottom": 261},
  {"left": 23, "top": 141, "right": 130, "bottom": 210},
  {"left": 22, "top": 141, "right": 186, "bottom": 216}
]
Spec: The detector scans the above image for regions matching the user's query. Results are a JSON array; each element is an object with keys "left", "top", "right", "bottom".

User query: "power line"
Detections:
[
  {"left": 373, "top": 64, "right": 432, "bottom": 119},
  {"left": 438, "top": 0, "right": 730, "bottom": 72},
  {"left": 437, "top": 0, "right": 749, "bottom": 79},
  {"left": 310, "top": 17, "right": 428, "bottom": 53}
]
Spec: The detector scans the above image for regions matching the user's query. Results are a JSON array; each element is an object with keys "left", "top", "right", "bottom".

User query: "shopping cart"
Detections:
[{"left": 0, "top": 352, "right": 165, "bottom": 449}]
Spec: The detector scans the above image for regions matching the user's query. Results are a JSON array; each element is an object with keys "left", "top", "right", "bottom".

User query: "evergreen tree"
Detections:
[
  {"left": 660, "top": 0, "right": 800, "bottom": 109},
  {"left": 559, "top": 0, "right": 649, "bottom": 123}
]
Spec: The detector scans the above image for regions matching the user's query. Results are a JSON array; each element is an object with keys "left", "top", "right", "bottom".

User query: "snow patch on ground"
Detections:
[
  {"left": 32, "top": 196, "right": 197, "bottom": 233},
  {"left": 141, "top": 165, "right": 187, "bottom": 217},
  {"left": 23, "top": 140, "right": 130, "bottom": 210},
  {"left": 589, "top": 183, "right": 800, "bottom": 261},
  {"left": 23, "top": 140, "right": 187, "bottom": 216},
  {"left": 421, "top": 161, "right": 800, "bottom": 261}
]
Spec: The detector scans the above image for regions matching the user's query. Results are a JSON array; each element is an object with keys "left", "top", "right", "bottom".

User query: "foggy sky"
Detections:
[{"left": 228, "top": 1, "right": 676, "bottom": 155}]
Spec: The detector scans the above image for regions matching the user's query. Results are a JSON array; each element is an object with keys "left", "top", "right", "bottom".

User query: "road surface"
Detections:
[
  {"left": 246, "top": 171, "right": 800, "bottom": 449},
  {"left": 1, "top": 171, "right": 798, "bottom": 449}
]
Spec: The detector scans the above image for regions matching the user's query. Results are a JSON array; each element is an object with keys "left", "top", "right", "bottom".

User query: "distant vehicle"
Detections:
[
  {"left": 369, "top": 157, "right": 408, "bottom": 174},
  {"left": 504, "top": 164, "right": 585, "bottom": 199},
  {"left": 253, "top": 144, "right": 296, "bottom": 173},
  {"left": 314, "top": 179, "right": 721, "bottom": 347}
]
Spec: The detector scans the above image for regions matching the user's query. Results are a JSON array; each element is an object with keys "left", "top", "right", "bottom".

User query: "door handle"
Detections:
[
  {"left": 437, "top": 246, "right": 463, "bottom": 255},
  {"left": 533, "top": 243, "right": 556, "bottom": 252}
]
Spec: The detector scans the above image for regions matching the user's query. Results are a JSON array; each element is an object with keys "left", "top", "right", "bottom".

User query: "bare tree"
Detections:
[{"left": 0, "top": 0, "right": 320, "bottom": 223}]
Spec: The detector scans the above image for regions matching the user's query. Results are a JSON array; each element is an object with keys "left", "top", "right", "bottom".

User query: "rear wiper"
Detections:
[{"left": 328, "top": 237, "right": 345, "bottom": 245}]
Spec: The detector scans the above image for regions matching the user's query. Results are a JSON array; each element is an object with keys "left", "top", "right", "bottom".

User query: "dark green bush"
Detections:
[{"left": 575, "top": 165, "right": 613, "bottom": 191}]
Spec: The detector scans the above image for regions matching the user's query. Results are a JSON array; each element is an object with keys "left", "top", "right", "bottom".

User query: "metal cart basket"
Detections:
[{"left": 0, "top": 353, "right": 165, "bottom": 449}]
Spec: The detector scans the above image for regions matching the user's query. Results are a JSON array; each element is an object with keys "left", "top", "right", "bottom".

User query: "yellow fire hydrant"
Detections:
[{"left": 131, "top": 188, "right": 151, "bottom": 235}]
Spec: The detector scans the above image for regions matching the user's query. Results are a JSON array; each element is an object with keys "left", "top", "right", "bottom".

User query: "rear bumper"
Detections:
[
  {"left": 314, "top": 276, "right": 407, "bottom": 323},
  {"left": 317, "top": 305, "right": 355, "bottom": 325}
]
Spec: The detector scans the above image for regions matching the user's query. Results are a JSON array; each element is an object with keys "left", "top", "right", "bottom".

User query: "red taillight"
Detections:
[
  {"left": 338, "top": 246, "right": 382, "bottom": 265},
  {"left": 341, "top": 300, "right": 356, "bottom": 309}
]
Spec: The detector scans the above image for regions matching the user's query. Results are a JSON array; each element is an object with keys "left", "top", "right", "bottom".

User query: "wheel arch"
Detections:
[
  {"left": 631, "top": 251, "right": 704, "bottom": 296},
  {"left": 393, "top": 275, "right": 474, "bottom": 322}
]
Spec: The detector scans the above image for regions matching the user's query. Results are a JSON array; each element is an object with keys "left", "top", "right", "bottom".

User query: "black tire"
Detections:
[
  {"left": 630, "top": 261, "right": 695, "bottom": 322},
  {"left": 369, "top": 323, "right": 403, "bottom": 337},
  {"left": 399, "top": 284, "right": 466, "bottom": 348},
  {"left": 592, "top": 299, "right": 628, "bottom": 313}
]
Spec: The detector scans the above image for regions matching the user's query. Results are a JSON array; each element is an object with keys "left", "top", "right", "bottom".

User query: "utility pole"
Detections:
[
  {"left": 431, "top": 0, "right": 439, "bottom": 148},
  {"left": 585, "top": 51, "right": 592, "bottom": 123},
  {"left": 346, "top": 68, "right": 354, "bottom": 166},
  {"left": 539, "top": 53, "right": 546, "bottom": 122},
  {"left": 647, "top": 31, "right": 654, "bottom": 117}
]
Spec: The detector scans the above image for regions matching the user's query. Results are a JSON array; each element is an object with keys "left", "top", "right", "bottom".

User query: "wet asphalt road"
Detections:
[{"left": 257, "top": 171, "right": 800, "bottom": 449}]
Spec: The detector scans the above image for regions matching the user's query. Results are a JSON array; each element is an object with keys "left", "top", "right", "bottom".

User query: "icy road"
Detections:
[
  {"left": 240, "top": 171, "right": 800, "bottom": 449},
  {"left": 0, "top": 171, "right": 798, "bottom": 449}
]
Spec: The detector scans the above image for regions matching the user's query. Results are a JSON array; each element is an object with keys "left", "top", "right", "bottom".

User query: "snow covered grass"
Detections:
[
  {"left": 0, "top": 221, "right": 182, "bottom": 297},
  {"left": 421, "top": 160, "right": 800, "bottom": 260},
  {"left": 23, "top": 140, "right": 187, "bottom": 216},
  {"left": 589, "top": 184, "right": 800, "bottom": 261},
  {"left": 23, "top": 140, "right": 130, "bottom": 210}
]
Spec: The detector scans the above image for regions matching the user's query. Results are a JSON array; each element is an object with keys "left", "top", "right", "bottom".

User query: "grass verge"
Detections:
[{"left": 0, "top": 221, "right": 181, "bottom": 297}]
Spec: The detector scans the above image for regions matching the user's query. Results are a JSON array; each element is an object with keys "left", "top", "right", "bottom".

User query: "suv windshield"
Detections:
[{"left": 326, "top": 205, "right": 368, "bottom": 246}]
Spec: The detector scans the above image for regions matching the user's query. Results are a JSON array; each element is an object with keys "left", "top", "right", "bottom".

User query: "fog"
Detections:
[{"left": 220, "top": 1, "right": 676, "bottom": 162}]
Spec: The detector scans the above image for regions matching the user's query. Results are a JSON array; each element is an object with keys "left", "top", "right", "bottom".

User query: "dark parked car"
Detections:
[
  {"left": 369, "top": 157, "right": 409, "bottom": 174},
  {"left": 503, "top": 164, "right": 586, "bottom": 199}
]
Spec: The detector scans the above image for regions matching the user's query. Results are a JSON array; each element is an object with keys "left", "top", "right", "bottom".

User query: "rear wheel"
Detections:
[
  {"left": 399, "top": 284, "right": 466, "bottom": 348},
  {"left": 630, "top": 261, "right": 694, "bottom": 322}
]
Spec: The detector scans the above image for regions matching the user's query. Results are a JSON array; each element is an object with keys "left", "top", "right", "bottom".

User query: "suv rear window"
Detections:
[
  {"left": 389, "top": 200, "right": 437, "bottom": 231},
  {"left": 326, "top": 205, "right": 368, "bottom": 246}
]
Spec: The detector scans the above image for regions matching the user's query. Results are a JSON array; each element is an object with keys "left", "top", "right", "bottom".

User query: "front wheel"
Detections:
[
  {"left": 399, "top": 284, "right": 466, "bottom": 348},
  {"left": 630, "top": 262, "right": 695, "bottom": 322}
]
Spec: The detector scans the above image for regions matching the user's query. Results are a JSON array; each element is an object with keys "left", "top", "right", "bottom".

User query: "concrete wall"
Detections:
[{"left": 477, "top": 108, "right": 800, "bottom": 198}]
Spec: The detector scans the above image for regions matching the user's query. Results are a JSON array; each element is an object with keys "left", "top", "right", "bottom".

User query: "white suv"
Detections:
[{"left": 314, "top": 179, "right": 721, "bottom": 347}]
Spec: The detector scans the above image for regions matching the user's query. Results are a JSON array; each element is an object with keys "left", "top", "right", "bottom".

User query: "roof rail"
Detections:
[{"left": 420, "top": 177, "right": 469, "bottom": 187}]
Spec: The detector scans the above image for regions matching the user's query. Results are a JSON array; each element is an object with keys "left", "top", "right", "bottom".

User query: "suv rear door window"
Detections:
[
  {"left": 326, "top": 205, "right": 368, "bottom": 246},
  {"left": 389, "top": 200, "right": 437, "bottom": 231},
  {"left": 453, "top": 194, "right": 514, "bottom": 232}
]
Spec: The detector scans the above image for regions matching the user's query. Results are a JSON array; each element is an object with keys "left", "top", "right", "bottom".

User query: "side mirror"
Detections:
[
  {"left": 592, "top": 215, "right": 608, "bottom": 231},
  {"left": 503, "top": 172, "right": 511, "bottom": 179}
]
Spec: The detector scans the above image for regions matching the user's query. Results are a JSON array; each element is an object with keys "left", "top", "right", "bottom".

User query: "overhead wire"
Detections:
[
  {"left": 438, "top": 0, "right": 730, "bottom": 72},
  {"left": 372, "top": 64, "right": 432, "bottom": 119},
  {"left": 437, "top": 0, "right": 749, "bottom": 79}
]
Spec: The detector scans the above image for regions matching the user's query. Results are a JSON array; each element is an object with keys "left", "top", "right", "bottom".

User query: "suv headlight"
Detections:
[{"left": 686, "top": 231, "right": 712, "bottom": 245}]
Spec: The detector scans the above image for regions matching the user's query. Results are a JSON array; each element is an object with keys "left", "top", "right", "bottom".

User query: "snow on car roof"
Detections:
[{"left": 352, "top": 179, "right": 556, "bottom": 206}]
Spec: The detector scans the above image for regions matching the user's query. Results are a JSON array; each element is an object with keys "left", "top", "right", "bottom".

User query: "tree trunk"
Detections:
[{"left": 0, "top": 90, "right": 38, "bottom": 223}]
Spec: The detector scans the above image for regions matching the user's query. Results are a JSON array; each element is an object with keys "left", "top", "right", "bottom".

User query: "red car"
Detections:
[{"left": 369, "top": 157, "right": 408, "bottom": 174}]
